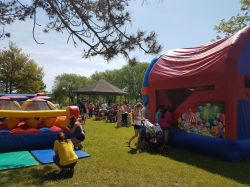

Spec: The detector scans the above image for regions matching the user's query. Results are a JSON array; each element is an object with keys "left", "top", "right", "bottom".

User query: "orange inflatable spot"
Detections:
[{"left": 141, "top": 87, "right": 149, "bottom": 95}]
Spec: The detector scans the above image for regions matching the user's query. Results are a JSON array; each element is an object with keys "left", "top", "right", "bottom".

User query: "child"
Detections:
[
  {"left": 155, "top": 106, "right": 161, "bottom": 124},
  {"left": 102, "top": 110, "right": 107, "bottom": 120},
  {"left": 127, "top": 113, "right": 131, "bottom": 127},
  {"left": 95, "top": 110, "right": 102, "bottom": 121},
  {"left": 117, "top": 109, "right": 122, "bottom": 127}
]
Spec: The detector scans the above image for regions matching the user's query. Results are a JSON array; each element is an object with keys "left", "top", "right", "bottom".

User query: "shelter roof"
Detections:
[{"left": 73, "top": 79, "right": 129, "bottom": 95}]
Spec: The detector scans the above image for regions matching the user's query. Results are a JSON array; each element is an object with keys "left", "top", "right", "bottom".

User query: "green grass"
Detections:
[{"left": 1, "top": 119, "right": 250, "bottom": 186}]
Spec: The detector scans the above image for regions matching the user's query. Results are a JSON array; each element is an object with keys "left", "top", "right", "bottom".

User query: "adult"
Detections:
[
  {"left": 69, "top": 99, "right": 74, "bottom": 106},
  {"left": 53, "top": 132, "right": 78, "bottom": 174},
  {"left": 158, "top": 105, "right": 171, "bottom": 142},
  {"left": 113, "top": 104, "right": 119, "bottom": 122},
  {"left": 60, "top": 102, "right": 63, "bottom": 110},
  {"left": 125, "top": 104, "right": 131, "bottom": 114},
  {"left": 95, "top": 101, "right": 100, "bottom": 108},
  {"left": 126, "top": 103, "right": 144, "bottom": 148},
  {"left": 66, "top": 116, "right": 85, "bottom": 149},
  {"left": 94, "top": 101, "right": 100, "bottom": 117},
  {"left": 124, "top": 104, "right": 131, "bottom": 125},
  {"left": 119, "top": 103, "right": 126, "bottom": 125},
  {"left": 142, "top": 101, "right": 152, "bottom": 121},
  {"left": 88, "top": 102, "right": 94, "bottom": 118},
  {"left": 80, "top": 100, "right": 87, "bottom": 125},
  {"left": 102, "top": 101, "right": 108, "bottom": 111}
]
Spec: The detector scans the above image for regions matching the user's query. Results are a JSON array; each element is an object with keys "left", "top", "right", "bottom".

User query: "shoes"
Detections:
[
  {"left": 78, "top": 144, "right": 83, "bottom": 150},
  {"left": 58, "top": 169, "right": 66, "bottom": 174}
]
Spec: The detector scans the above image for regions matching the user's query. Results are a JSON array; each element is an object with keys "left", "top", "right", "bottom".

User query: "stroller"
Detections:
[
  {"left": 106, "top": 110, "right": 116, "bottom": 123},
  {"left": 141, "top": 120, "right": 170, "bottom": 153}
]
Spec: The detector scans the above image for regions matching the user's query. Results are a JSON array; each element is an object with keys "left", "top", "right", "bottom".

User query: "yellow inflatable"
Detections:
[{"left": 0, "top": 110, "right": 67, "bottom": 118}]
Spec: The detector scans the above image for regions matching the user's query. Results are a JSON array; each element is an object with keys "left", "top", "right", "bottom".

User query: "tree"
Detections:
[
  {"left": 0, "top": 41, "right": 46, "bottom": 94},
  {"left": 119, "top": 62, "right": 149, "bottom": 102},
  {"left": 1, "top": 0, "right": 163, "bottom": 64},
  {"left": 213, "top": 0, "right": 250, "bottom": 40},
  {"left": 51, "top": 73, "right": 89, "bottom": 103}
]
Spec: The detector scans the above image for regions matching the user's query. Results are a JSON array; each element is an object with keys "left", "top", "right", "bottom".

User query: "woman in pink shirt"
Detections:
[{"left": 158, "top": 105, "right": 171, "bottom": 142}]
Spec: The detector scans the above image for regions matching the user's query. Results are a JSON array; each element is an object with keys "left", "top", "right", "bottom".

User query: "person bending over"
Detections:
[
  {"left": 158, "top": 105, "right": 171, "bottom": 142},
  {"left": 53, "top": 132, "right": 78, "bottom": 174},
  {"left": 66, "top": 116, "right": 85, "bottom": 150}
]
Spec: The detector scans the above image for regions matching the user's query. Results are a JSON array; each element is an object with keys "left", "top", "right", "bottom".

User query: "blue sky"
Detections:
[{"left": 1, "top": 0, "right": 241, "bottom": 92}]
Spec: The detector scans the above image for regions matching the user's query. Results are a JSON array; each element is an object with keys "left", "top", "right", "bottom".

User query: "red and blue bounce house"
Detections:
[{"left": 142, "top": 26, "right": 250, "bottom": 162}]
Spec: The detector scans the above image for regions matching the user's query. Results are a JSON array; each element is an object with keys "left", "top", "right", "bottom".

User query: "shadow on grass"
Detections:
[
  {"left": 0, "top": 165, "right": 74, "bottom": 186},
  {"left": 136, "top": 145, "right": 250, "bottom": 185}
]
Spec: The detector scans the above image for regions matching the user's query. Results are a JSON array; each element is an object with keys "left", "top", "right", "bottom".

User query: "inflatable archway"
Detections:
[{"left": 142, "top": 26, "right": 250, "bottom": 162}]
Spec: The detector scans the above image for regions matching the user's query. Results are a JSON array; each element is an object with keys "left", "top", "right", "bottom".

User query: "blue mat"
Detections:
[{"left": 29, "top": 148, "right": 91, "bottom": 164}]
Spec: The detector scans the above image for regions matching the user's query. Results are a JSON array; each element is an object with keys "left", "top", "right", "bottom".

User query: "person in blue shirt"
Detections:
[{"left": 155, "top": 106, "right": 161, "bottom": 124}]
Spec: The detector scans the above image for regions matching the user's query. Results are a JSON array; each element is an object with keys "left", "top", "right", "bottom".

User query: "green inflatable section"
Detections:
[{"left": 0, "top": 151, "right": 39, "bottom": 170}]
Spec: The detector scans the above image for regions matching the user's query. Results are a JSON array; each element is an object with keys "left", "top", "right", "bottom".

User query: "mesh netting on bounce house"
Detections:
[{"left": 142, "top": 26, "right": 250, "bottom": 162}]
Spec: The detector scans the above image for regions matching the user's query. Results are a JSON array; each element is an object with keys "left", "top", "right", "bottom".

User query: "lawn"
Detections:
[{"left": 0, "top": 119, "right": 250, "bottom": 187}]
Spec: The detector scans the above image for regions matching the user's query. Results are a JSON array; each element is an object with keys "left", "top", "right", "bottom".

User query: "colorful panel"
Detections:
[{"left": 177, "top": 101, "right": 225, "bottom": 139}]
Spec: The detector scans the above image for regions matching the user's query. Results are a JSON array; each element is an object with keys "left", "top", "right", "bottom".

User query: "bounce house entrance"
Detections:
[
  {"left": 155, "top": 85, "right": 215, "bottom": 113},
  {"left": 156, "top": 88, "right": 193, "bottom": 113}
]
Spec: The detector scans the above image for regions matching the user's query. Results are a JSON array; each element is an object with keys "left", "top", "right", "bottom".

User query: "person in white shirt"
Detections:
[{"left": 102, "top": 101, "right": 108, "bottom": 111}]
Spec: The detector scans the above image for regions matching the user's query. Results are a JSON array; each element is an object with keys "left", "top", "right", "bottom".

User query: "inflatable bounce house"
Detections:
[
  {"left": 142, "top": 26, "right": 250, "bottom": 162},
  {"left": 0, "top": 93, "right": 81, "bottom": 150}
]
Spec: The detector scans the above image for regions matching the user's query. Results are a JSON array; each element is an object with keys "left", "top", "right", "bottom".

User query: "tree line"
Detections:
[
  {"left": 51, "top": 62, "right": 149, "bottom": 104},
  {"left": 0, "top": 41, "right": 149, "bottom": 103},
  {"left": 0, "top": 41, "right": 46, "bottom": 94}
]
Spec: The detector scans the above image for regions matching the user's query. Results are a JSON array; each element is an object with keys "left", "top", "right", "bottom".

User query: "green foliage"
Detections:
[
  {"left": 213, "top": 0, "right": 250, "bottom": 39},
  {"left": 1, "top": 0, "right": 162, "bottom": 63},
  {"left": 52, "top": 73, "right": 89, "bottom": 103},
  {"left": 0, "top": 41, "right": 46, "bottom": 94}
]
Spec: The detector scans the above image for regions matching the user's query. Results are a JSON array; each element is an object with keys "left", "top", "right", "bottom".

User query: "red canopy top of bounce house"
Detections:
[{"left": 142, "top": 26, "right": 250, "bottom": 141}]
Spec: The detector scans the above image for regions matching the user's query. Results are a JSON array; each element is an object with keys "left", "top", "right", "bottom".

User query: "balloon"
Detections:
[
  {"left": 218, "top": 122, "right": 223, "bottom": 130},
  {"left": 196, "top": 112, "right": 200, "bottom": 117},
  {"left": 213, "top": 120, "right": 218, "bottom": 125},
  {"left": 206, "top": 103, "right": 211, "bottom": 108},
  {"left": 182, "top": 111, "right": 189, "bottom": 120},
  {"left": 219, "top": 113, "right": 225, "bottom": 122},
  {"left": 199, "top": 106, "right": 203, "bottom": 111},
  {"left": 205, "top": 122, "right": 210, "bottom": 128},
  {"left": 213, "top": 106, "right": 218, "bottom": 111},
  {"left": 177, "top": 117, "right": 182, "bottom": 124},
  {"left": 181, "top": 120, "right": 186, "bottom": 127}
]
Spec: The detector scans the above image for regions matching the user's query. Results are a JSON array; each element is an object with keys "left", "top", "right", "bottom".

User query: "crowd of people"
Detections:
[
  {"left": 54, "top": 99, "right": 172, "bottom": 174},
  {"left": 126, "top": 102, "right": 171, "bottom": 149}
]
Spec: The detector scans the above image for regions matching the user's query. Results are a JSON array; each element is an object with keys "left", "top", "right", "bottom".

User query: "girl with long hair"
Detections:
[
  {"left": 158, "top": 105, "right": 171, "bottom": 142},
  {"left": 126, "top": 102, "right": 145, "bottom": 148},
  {"left": 66, "top": 116, "right": 85, "bottom": 150},
  {"left": 53, "top": 132, "right": 78, "bottom": 174}
]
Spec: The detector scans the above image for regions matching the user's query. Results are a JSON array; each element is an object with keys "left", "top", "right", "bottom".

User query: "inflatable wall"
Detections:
[
  {"left": 0, "top": 98, "right": 81, "bottom": 151},
  {"left": 142, "top": 26, "right": 250, "bottom": 162}
]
